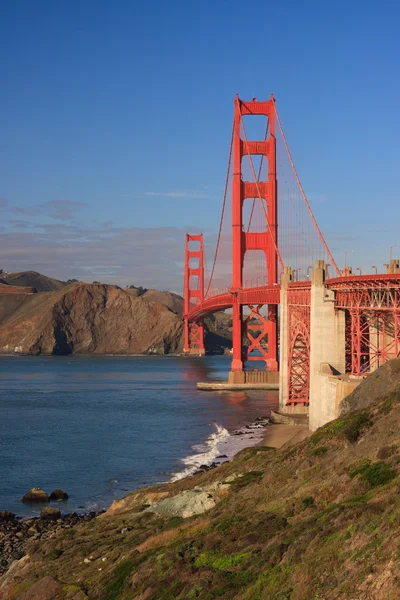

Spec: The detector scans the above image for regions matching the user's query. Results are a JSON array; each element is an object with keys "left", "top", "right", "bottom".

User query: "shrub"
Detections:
[
  {"left": 48, "top": 548, "right": 63, "bottom": 560},
  {"left": 342, "top": 413, "right": 372, "bottom": 442},
  {"left": 302, "top": 496, "right": 315, "bottom": 508},
  {"left": 379, "top": 392, "right": 400, "bottom": 415},
  {"left": 310, "top": 411, "right": 372, "bottom": 446},
  {"left": 227, "top": 471, "right": 264, "bottom": 490},
  {"left": 310, "top": 446, "right": 328, "bottom": 456},
  {"left": 349, "top": 460, "right": 396, "bottom": 488}
]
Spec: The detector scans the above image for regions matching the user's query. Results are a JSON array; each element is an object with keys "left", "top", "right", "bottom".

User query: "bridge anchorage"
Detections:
[{"left": 183, "top": 95, "right": 400, "bottom": 430}]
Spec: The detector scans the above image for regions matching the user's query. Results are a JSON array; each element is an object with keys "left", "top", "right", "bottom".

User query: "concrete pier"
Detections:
[{"left": 197, "top": 381, "right": 279, "bottom": 391}]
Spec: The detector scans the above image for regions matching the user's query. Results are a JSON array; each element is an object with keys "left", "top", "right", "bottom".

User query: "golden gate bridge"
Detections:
[{"left": 183, "top": 95, "right": 400, "bottom": 421}]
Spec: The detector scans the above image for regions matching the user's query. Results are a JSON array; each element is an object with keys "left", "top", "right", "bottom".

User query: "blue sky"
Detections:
[{"left": 1, "top": 0, "right": 399, "bottom": 290}]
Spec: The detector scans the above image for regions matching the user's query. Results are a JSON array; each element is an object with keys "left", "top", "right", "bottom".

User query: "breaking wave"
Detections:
[
  {"left": 170, "top": 417, "right": 269, "bottom": 482},
  {"left": 170, "top": 423, "right": 230, "bottom": 481}
]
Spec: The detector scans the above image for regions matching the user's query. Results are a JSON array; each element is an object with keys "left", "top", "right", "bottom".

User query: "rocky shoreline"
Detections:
[
  {"left": 0, "top": 416, "right": 273, "bottom": 580},
  {"left": 0, "top": 511, "right": 98, "bottom": 575}
]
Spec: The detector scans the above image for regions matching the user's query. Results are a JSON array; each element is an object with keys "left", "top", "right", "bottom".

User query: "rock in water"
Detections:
[
  {"left": 0, "top": 510, "right": 15, "bottom": 521},
  {"left": 40, "top": 506, "right": 61, "bottom": 519},
  {"left": 22, "top": 488, "right": 49, "bottom": 503},
  {"left": 49, "top": 488, "right": 68, "bottom": 501}
]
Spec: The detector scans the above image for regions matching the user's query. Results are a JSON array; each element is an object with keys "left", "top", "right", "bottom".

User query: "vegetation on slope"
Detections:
[{"left": 2, "top": 362, "right": 400, "bottom": 599}]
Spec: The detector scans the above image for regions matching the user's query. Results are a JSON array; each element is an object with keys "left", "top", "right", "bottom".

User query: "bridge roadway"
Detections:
[{"left": 187, "top": 272, "right": 400, "bottom": 322}]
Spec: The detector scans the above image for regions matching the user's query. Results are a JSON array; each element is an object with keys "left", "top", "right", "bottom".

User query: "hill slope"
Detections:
[
  {"left": 2, "top": 360, "right": 400, "bottom": 599},
  {"left": 0, "top": 283, "right": 184, "bottom": 355},
  {"left": 1, "top": 270, "right": 67, "bottom": 292}
]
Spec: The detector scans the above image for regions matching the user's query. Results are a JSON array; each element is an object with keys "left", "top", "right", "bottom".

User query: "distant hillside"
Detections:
[
  {"left": 1, "top": 270, "right": 67, "bottom": 292},
  {"left": 0, "top": 271, "right": 232, "bottom": 355},
  {"left": 0, "top": 283, "right": 184, "bottom": 355},
  {"left": 142, "top": 289, "right": 184, "bottom": 316}
]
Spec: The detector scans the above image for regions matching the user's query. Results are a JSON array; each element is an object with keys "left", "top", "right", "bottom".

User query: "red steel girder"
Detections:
[
  {"left": 287, "top": 304, "right": 310, "bottom": 405},
  {"left": 187, "top": 285, "right": 281, "bottom": 321}
]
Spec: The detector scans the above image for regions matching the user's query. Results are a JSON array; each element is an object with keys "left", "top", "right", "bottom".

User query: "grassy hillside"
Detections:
[{"left": 2, "top": 361, "right": 400, "bottom": 599}]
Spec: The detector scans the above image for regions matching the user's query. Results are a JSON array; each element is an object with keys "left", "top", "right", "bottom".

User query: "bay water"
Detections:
[{"left": 0, "top": 355, "right": 278, "bottom": 517}]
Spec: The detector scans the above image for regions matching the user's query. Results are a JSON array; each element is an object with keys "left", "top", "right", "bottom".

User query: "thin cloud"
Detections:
[
  {"left": 0, "top": 198, "right": 7, "bottom": 208},
  {"left": 0, "top": 223, "right": 197, "bottom": 291},
  {"left": 13, "top": 200, "right": 86, "bottom": 221}
]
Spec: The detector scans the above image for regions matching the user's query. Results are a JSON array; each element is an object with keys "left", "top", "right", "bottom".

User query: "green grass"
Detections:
[
  {"left": 194, "top": 551, "right": 249, "bottom": 571},
  {"left": 349, "top": 460, "right": 396, "bottom": 488},
  {"left": 227, "top": 471, "right": 264, "bottom": 489},
  {"left": 104, "top": 559, "right": 136, "bottom": 600},
  {"left": 310, "top": 411, "right": 372, "bottom": 446},
  {"left": 379, "top": 392, "right": 400, "bottom": 415}
]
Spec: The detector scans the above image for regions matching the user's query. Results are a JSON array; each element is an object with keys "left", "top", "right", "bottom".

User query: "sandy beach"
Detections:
[{"left": 261, "top": 424, "right": 311, "bottom": 448}]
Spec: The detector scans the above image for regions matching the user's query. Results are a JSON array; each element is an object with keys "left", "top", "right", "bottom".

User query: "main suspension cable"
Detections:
[
  {"left": 273, "top": 100, "right": 340, "bottom": 276},
  {"left": 204, "top": 120, "right": 235, "bottom": 298}
]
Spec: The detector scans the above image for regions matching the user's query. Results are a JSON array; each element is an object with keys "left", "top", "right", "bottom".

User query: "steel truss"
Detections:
[
  {"left": 242, "top": 304, "right": 277, "bottom": 363},
  {"left": 328, "top": 276, "right": 400, "bottom": 376},
  {"left": 287, "top": 284, "right": 311, "bottom": 405}
]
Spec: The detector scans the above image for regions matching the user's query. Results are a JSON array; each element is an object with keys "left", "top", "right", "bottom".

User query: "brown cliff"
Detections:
[{"left": 0, "top": 283, "right": 184, "bottom": 355}]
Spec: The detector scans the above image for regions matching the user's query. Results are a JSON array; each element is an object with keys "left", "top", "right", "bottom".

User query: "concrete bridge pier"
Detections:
[
  {"left": 278, "top": 267, "right": 293, "bottom": 408},
  {"left": 279, "top": 260, "right": 357, "bottom": 430},
  {"left": 308, "top": 261, "right": 346, "bottom": 430}
]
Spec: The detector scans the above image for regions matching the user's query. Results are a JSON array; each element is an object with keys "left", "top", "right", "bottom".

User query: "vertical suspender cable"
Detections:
[
  {"left": 273, "top": 100, "right": 340, "bottom": 276},
  {"left": 204, "top": 121, "right": 235, "bottom": 298}
]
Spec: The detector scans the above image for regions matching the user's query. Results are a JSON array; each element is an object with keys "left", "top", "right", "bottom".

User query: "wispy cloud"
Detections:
[
  {"left": 13, "top": 200, "right": 86, "bottom": 221},
  {"left": 0, "top": 198, "right": 7, "bottom": 208},
  {"left": 0, "top": 222, "right": 194, "bottom": 292},
  {"left": 145, "top": 190, "right": 210, "bottom": 199}
]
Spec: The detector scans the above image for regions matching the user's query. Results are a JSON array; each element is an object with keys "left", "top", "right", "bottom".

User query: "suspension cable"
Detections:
[
  {"left": 204, "top": 120, "right": 235, "bottom": 298},
  {"left": 273, "top": 100, "right": 340, "bottom": 276}
]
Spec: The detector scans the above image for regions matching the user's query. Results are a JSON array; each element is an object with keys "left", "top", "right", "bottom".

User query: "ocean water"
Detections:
[{"left": 0, "top": 355, "right": 278, "bottom": 517}]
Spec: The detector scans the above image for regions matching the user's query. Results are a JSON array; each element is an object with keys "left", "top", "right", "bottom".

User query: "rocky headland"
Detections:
[
  {"left": 1, "top": 359, "right": 400, "bottom": 599},
  {"left": 0, "top": 271, "right": 231, "bottom": 356}
]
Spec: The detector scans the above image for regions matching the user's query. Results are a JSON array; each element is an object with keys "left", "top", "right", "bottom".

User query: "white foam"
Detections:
[
  {"left": 170, "top": 423, "right": 230, "bottom": 481},
  {"left": 170, "top": 419, "right": 269, "bottom": 482}
]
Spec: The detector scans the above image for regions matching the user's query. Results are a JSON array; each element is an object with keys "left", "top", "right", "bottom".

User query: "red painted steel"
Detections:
[
  {"left": 328, "top": 274, "right": 400, "bottom": 375},
  {"left": 187, "top": 286, "right": 281, "bottom": 321},
  {"left": 183, "top": 95, "right": 399, "bottom": 398},
  {"left": 287, "top": 283, "right": 311, "bottom": 404},
  {"left": 183, "top": 234, "right": 205, "bottom": 354},
  {"left": 231, "top": 95, "right": 279, "bottom": 372}
]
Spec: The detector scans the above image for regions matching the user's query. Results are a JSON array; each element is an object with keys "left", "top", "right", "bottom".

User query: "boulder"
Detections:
[
  {"left": 19, "top": 576, "right": 62, "bottom": 600},
  {"left": 49, "top": 488, "right": 68, "bottom": 501},
  {"left": 22, "top": 488, "right": 49, "bottom": 503},
  {"left": 146, "top": 489, "right": 216, "bottom": 519},
  {"left": 0, "top": 510, "right": 15, "bottom": 521},
  {"left": 40, "top": 506, "right": 61, "bottom": 520}
]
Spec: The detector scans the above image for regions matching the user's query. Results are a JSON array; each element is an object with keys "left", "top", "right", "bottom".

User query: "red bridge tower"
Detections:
[
  {"left": 230, "top": 95, "right": 279, "bottom": 379},
  {"left": 183, "top": 233, "right": 205, "bottom": 355}
]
